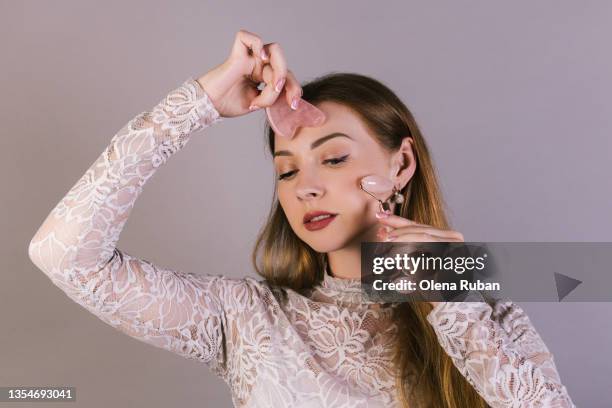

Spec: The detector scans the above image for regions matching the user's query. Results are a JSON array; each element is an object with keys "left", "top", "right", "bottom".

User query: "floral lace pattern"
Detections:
[{"left": 28, "top": 77, "right": 575, "bottom": 407}]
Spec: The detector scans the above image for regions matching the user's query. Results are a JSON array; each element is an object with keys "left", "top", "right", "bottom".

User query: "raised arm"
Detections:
[
  {"left": 427, "top": 296, "right": 576, "bottom": 407},
  {"left": 28, "top": 30, "right": 304, "bottom": 387},
  {"left": 26, "top": 77, "right": 244, "bottom": 375}
]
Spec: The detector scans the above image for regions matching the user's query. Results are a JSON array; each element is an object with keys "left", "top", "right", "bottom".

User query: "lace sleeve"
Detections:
[
  {"left": 27, "top": 77, "right": 245, "bottom": 379},
  {"left": 426, "top": 296, "right": 576, "bottom": 407}
]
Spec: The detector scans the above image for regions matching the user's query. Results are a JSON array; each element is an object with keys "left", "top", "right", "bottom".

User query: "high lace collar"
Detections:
[{"left": 307, "top": 264, "right": 400, "bottom": 310}]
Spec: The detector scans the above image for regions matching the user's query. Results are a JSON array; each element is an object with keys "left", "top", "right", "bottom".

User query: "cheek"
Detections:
[
  {"left": 277, "top": 188, "right": 301, "bottom": 225},
  {"left": 335, "top": 183, "right": 377, "bottom": 221}
]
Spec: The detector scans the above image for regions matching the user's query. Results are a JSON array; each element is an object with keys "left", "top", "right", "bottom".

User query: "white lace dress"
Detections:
[{"left": 28, "top": 77, "right": 576, "bottom": 408}]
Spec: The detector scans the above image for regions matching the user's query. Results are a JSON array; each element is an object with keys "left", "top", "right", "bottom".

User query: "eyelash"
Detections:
[{"left": 278, "top": 154, "right": 350, "bottom": 181}]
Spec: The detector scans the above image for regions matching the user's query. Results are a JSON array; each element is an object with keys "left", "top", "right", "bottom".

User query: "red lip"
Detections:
[
  {"left": 303, "top": 210, "right": 337, "bottom": 224},
  {"left": 304, "top": 214, "right": 337, "bottom": 231}
]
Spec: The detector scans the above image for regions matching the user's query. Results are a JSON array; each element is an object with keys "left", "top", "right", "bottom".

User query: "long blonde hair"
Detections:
[{"left": 251, "top": 72, "right": 488, "bottom": 407}]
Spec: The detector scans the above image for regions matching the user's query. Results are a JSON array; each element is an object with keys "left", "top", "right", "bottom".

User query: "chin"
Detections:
[
  {"left": 306, "top": 240, "right": 345, "bottom": 254},
  {"left": 299, "top": 229, "right": 361, "bottom": 254}
]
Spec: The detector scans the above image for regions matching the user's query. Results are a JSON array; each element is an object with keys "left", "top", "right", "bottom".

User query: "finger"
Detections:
[
  {"left": 385, "top": 232, "right": 460, "bottom": 243},
  {"left": 375, "top": 213, "right": 418, "bottom": 228},
  {"left": 376, "top": 214, "right": 425, "bottom": 235},
  {"left": 262, "top": 42, "right": 288, "bottom": 93},
  {"left": 234, "top": 29, "right": 267, "bottom": 64},
  {"left": 284, "top": 69, "right": 303, "bottom": 110},
  {"left": 234, "top": 30, "right": 266, "bottom": 78},
  {"left": 249, "top": 64, "right": 283, "bottom": 108},
  {"left": 387, "top": 226, "right": 464, "bottom": 241},
  {"left": 250, "top": 53, "right": 265, "bottom": 84}
]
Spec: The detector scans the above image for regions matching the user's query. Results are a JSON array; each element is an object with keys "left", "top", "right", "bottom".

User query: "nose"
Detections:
[
  {"left": 297, "top": 187, "right": 323, "bottom": 201},
  {"left": 295, "top": 171, "right": 325, "bottom": 201}
]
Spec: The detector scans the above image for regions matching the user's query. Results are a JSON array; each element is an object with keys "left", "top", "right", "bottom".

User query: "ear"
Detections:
[{"left": 390, "top": 137, "right": 416, "bottom": 189}]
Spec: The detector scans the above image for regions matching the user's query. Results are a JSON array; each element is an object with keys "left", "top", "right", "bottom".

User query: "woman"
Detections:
[{"left": 28, "top": 29, "right": 575, "bottom": 407}]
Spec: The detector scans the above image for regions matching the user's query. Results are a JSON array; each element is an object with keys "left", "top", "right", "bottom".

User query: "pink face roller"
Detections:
[
  {"left": 265, "top": 89, "right": 326, "bottom": 139},
  {"left": 360, "top": 175, "right": 404, "bottom": 213}
]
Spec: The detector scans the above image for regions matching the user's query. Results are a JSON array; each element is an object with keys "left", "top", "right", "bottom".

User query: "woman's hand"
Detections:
[
  {"left": 196, "top": 29, "right": 302, "bottom": 118},
  {"left": 375, "top": 210, "right": 465, "bottom": 307},
  {"left": 375, "top": 211, "right": 464, "bottom": 243}
]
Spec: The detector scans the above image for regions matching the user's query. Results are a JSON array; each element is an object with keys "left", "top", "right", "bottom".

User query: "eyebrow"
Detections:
[{"left": 273, "top": 133, "right": 353, "bottom": 158}]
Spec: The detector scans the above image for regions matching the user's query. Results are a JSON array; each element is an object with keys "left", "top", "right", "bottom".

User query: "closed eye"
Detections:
[
  {"left": 324, "top": 156, "right": 349, "bottom": 165},
  {"left": 278, "top": 154, "right": 350, "bottom": 181}
]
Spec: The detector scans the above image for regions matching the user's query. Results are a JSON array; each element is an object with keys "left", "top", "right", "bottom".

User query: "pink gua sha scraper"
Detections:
[
  {"left": 265, "top": 89, "right": 326, "bottom": 139},
  {"left": 360, "top": 175, "right": 404, "bottom": 213}
]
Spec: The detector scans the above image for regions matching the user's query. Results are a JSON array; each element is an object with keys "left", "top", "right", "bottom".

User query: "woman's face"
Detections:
[{"left": 273, "top": 101, "right": 413, "bottom": 253}]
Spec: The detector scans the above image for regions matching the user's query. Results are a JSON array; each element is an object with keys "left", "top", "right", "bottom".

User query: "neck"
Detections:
[
  {"left": 327, "top": 221, "right": 380, "bottom": 279},
  {"left": 327, "top": 246, "right": 361, "bottom": 280}
]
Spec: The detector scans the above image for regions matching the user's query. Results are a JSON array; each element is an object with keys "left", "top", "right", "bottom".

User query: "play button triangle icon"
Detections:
[{"left": 553, "top": 272, "right": 582, "bottom": 301}]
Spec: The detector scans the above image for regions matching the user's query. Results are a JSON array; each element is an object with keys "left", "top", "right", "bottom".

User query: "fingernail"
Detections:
[
  {"left": 275, "top": 78, "right": 285, "bottom": 92},
  {"left": 291, "top": 97, "right": 300, "bottom": 110},
  {"left": 248, "top": 104, "right": 260, "bottom": 111},
  {"left": 375, "top": 211, "right": 389, "bottom": 219},
  {"left": 261, "top": 49, "right": 269, "bottom": 60}
]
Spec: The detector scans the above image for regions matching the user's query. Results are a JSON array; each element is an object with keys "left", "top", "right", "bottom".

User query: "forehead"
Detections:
[{"left": 273, "top": 101, "right": 375, "bottom": 152}]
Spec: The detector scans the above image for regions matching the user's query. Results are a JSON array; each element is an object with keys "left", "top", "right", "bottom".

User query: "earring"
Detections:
[
  {"left": 380, "top": 186, "right": 403, "bottom": 213},
  {"left": 392, "top": 186, "right": 404, "bottom": 204}
]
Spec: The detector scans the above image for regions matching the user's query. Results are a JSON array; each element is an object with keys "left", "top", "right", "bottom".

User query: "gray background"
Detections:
[{"left": 2, "top": 1, "right": 611, "bottom": 406}]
